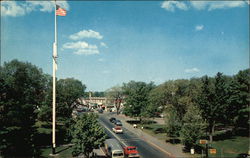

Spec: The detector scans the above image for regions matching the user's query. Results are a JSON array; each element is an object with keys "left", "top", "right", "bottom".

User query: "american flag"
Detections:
[{"left": 56, "top": 5, "right": 66, "bottom": 16}]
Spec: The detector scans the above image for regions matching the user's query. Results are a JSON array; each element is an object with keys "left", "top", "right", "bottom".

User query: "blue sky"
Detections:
[{"left": 1, "top": 1, "right": 249, "bottom": 91}]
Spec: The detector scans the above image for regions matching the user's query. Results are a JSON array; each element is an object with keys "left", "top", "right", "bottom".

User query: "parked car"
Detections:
[
  {"left": 110, "top": 117, "right": 116, "bottom": 123},
  {"left": 123, "top": 146, "right": 140, "bottom": 158},
  {"left": 112, "top": 126, "right": 123, "bottom": 134},
  {"left": 115, "top": 120, "right": 122, "bottom": 126}
]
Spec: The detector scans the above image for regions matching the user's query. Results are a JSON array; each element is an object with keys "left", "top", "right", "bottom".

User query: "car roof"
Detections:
[
  {"left": 127, "top": 146, "right": 136, "bottom": 148},
  {"left": 105, "top": 139, "right": 123, "bottom": 150}
]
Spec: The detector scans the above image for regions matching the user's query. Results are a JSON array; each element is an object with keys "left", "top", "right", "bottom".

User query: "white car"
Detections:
[{"left": 112, "top": 126, "right": 123, "bottom": 134}]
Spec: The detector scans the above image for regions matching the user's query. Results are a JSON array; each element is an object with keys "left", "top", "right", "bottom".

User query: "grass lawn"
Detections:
[
  {"left": 208, "top": 136, "right": 249, "bottom": 158},
  {"left": 40, "top": 145, "right": 73, "bottom": 158},
  {"left": 137, "top": 124, "right": 170, "bottom": 142},
  {"left": 137, "top": 122, "right": 249, "bottom": 158}
]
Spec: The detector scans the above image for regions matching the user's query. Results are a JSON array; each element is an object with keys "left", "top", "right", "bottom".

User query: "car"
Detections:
[
  {"left": 112, "top": 126, "right": 123, "bottom": 134},
  {"left": 115, "top": 120, "right": 122, "bottom": 126},
  {"left": 123, "top": 146, "right": 140, "bottom": 158},
  {"left": 98, "top": 109, "right": 103, "bottom": 113},
  {"left": 110, "top": 117, "right": 116, "bottom": 123}
]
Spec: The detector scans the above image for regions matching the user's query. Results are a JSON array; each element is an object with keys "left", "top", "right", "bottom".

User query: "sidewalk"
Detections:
[{"left": 114, "top": 113, "right": 191, "bottom": 158}]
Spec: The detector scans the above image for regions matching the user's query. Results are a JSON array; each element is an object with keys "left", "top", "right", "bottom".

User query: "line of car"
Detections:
[
  {"left": 105, "top": 117, "right": 140, "bottom": 158},
  {"left": 110, "top": 117, "right": 123, "bottom": 134},
  {"left": 104, "top": 139, "right": 140, "bottom": 158}
]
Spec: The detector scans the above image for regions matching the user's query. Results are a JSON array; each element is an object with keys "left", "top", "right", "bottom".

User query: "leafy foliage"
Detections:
[
  {"left": 122, "top": 81, "right": 155, "bottom": 118},
  {"left": 227, "top": 69, "right": 250, "bottom": 128},
  {"left": 56, "top": 78, "right": 86, "bottom": 121},
  {"left": 180, "top": 104, "right": 206, "bottom": 150},
  {"left": 70, "top": 113, "right": 107, "bottom": 158},
  {"left": 165, "top": 107, "right": 182, "bottom": 138},
  {"left": 105, "top": 85, "right": 124, "bottom": 114},
  {"left": 147, "top": 80, "right": 176, "bottom": 117},
  {"left": 0, "top": 60, "right": 47, "bottom": 156},
  {"left": 37, "top": 77, "right": 86, "bottom": 122}
]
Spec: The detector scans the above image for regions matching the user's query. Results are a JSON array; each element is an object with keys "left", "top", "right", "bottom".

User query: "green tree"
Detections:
[
  {"left": 105, "top": 85, "right": 123, "bottom": 114},
  {"left": 165, "top": 107, "right": 182, "bottom": 139},
  {"left": 70, "top": 113, "right": 107, "bottom": 158},
  {"left": 197, "top": 73, "right": 230, "bottom": 142},
  {"left": 0, "top": 60, "right": 47, "bottom": 157},
  {"left": 197, "top": 76, "right": 215, "bottom": 142},
  {"left": 228, "top": 69, "right": 250, "bottom": 129},
  {"left": 213, "top": 73, "right": 231, "bottom": 125},
  {"left": 56, "top": 78, "right": 86, "bottom": 121},
  {"left": 37, "top": 77, "right": 86, "bottom": 122},
  {"left": 172, "top": 79, "right": 191, "bottom": 119},
  {"left": 122, "top": 81, "right": 155, "bottom": 119},
  {"left": 37, "top": 74, "right": 52, "bottom": 122},
  {"left": 180, "top": 104, "right": 206, "bottom": 150},
  {"left": 92, "top": 91, "right": 105, "bottom": 97},
  {"left": 147, "top": 80, "right": 176, "bottom": 118}
]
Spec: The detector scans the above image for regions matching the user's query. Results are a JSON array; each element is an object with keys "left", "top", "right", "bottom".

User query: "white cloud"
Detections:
[
  {"left": 207, "top": 1, "right": 246, "bottom": 11},
  {"left": 1, "top": 1, "right": 69, "bottom": 17},
  {"left": 161, "top": 1, "right": 188, "bottom": 12},
  {"left": 195, "top": 25, "right": 204, "bottom": 31},
  {"left": 1, "top": 1, "right": 26, "bottom": 17},
  {"left": 69, "top": 30, "right": 103, "bottom": 40},
  {"left": 162, "top": 1, "right": 248, "bottom": 12},
  {"left": 190, "top": 1, "right": 209, "bottom": 10},
  {"left": 100, "top": 42, "right": 108, "bottom": 48},
  {"left": 185, "top": 68, "right": 200, "bottom": 73},
  {"left": 63, "top": 41, "right": 99, "bottom": 55}
]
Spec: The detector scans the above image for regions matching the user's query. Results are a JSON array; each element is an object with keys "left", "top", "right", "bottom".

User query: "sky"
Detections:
[{"left": 1, "top": 0, "right": 249, "bottom": 91}]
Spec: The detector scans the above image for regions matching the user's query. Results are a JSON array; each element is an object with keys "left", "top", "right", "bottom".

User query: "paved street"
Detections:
[{"left": 99, "top": 113, "right": 172, "bottom": 158}]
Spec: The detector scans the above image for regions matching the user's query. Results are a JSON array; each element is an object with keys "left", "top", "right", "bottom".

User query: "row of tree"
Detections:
[
  {"left": 0, "top": 60, "right": 106, "bottom": 157},
  {"left": 106, "top": 69, "right": 249, "bottom": 149}
]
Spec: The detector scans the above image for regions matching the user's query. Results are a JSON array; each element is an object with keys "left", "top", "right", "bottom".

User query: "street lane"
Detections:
[{"left": 98, "top": 113, "right": 171, "bottom": 158}]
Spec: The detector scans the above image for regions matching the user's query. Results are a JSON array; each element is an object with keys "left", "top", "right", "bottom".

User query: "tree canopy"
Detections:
[
  {"left": 70, "top": 113, "right": 107, "bottom": 158},
  {"left": 0, "top": 60, "right": 47, "bottom": 156},
  {"left": 122, "top": 81, "right": 155, "bottom": 118}
]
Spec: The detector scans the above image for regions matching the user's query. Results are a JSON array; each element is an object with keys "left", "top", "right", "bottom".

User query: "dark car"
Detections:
[
  {"left": 109, "top": 117, "right": 116, "bottom": 123},
  {"left": 98, "top": 109, "right": 103, "bottom": 113},
  {"left": 115, "top": 120, "right": 122, "bottom": 126}
]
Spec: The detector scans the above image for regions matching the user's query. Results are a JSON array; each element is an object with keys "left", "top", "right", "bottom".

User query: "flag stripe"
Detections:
[{"left": 56, "top": 6, "right": 66, "bottom": 16}]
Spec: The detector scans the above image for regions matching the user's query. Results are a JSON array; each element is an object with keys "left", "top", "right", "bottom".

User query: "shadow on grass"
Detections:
[
  {"left": 55, "top": 146, "right": 72, "bottom": 154},
  {"left": 126, "top": 120, "right": 141, "bottom": 124},
  {"left": 154, "top": 127, "right": 165, "bottom": 134},
  {"left": 166, "top": 138, "right": 181, "bottom": 144},
  {"left": 213, "top": 128, "right": 248, "bottom": 141}
]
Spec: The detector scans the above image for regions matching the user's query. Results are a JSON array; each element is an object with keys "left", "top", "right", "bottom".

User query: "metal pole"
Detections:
[{"left": 52, "top": 0, "right": 57, "bottom": 155}]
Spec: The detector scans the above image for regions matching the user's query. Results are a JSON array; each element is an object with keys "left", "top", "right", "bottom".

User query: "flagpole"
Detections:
[{"left": 52, "top": 0, "right": 57, "bottom": 155}]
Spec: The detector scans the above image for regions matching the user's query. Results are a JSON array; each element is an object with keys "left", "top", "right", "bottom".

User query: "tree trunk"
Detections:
[
  {"left": 209, "top": 124, "right": 215, "bottom": 142},
  {"left": 86, "top": 152, "right": 90, "bottom": 158},
  {"left": 116, "top": 101, "right": 121, "bottom": 115}
]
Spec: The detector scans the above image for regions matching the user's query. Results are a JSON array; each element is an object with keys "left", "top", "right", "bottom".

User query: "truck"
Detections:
[
  {"left": 104, "top": 139, "right": 124, "bottom": 158},
  {"left": 123, "top": 146, "right": 140, "bottom": 158}
]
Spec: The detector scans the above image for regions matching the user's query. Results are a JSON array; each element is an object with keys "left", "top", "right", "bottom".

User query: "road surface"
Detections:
[{"left": 99, "top": 113, "right": 171, "bottom": 158}]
